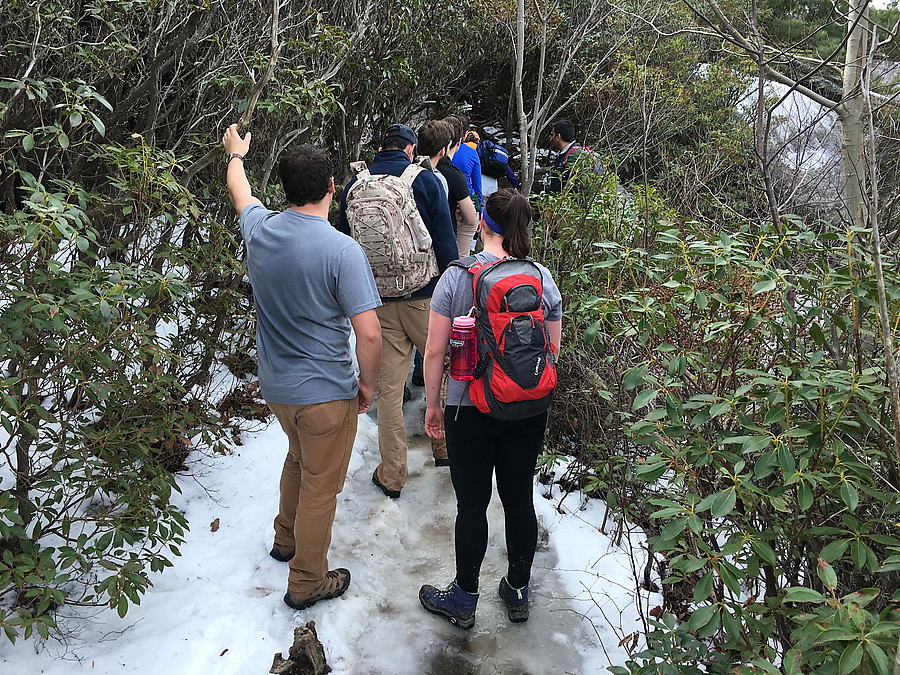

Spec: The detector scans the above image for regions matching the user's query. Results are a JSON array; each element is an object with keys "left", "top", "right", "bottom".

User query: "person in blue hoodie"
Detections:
[
  {"left": 446, "top": 114, "right": 483, "bottom": 212},
  {"left": 337, "top": 123, "right": 458, "bottom": 499}
]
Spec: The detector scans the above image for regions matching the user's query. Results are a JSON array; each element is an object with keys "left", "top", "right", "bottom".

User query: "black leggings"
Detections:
[{"left": 444, "top": 405, "right": 547, "bottom": 593}]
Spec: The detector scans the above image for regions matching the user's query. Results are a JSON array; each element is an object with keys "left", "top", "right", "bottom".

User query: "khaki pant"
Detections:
[
  {"left": 374, "top": 299, "right": 446, "bottom": 493},
  {"left": 268, "top": 397, "right": 357, "bottom": 595},
  {"left": 456, "top": 217, "right": 477, "bottom": 258}
]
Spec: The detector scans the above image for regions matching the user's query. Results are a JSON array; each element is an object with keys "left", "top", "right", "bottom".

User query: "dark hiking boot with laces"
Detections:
[
  {"left": 419, "top": 580, "right": 478, "bottom": 629},
  {"left": 269, "top": 543, "right": 295, "bottom": 562},
  {"left": 283, "top": 568, "right": 351, "bottom": 610},
  {"left": 498, "top": 576, "right": 529, "bottom": 622}
]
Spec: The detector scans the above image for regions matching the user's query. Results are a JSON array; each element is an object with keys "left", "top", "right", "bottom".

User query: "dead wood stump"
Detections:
[{"left": 269, "top": 621, "right": 331, "bottom": 675}]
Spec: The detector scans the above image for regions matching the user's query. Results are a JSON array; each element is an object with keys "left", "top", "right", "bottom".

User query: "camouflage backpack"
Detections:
[{"left": 346, "top": 161, "right": 439, "bottom": 298}]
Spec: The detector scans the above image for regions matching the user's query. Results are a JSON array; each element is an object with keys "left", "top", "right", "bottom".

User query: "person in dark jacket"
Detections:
[
  {"left": 546, "top": 119, "right": 587, "bottom": 193},
  {"left": 337, "top": 123, "right": 458, "bottom": 498}
]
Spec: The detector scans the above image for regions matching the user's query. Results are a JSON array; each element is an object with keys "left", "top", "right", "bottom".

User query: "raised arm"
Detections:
[{"left": 222, "top": 124, "right": 262, "bottom": 215}]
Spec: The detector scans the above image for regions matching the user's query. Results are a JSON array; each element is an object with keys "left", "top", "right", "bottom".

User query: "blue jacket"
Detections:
[
  {"left": 337, "top": 150, "right": 458, "bottom": 299},
  {"left": 451, "top": 143, "right": 483, "bottom": 209}
]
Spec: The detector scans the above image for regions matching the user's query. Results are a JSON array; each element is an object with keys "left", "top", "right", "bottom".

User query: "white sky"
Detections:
[{"left": 0, "top": 372, "right": 654, "bottom": 674}]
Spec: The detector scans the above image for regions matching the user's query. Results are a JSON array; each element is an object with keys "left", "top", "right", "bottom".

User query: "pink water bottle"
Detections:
[{"left": 449, "top": 315, "right": 477, "bottom": 381}]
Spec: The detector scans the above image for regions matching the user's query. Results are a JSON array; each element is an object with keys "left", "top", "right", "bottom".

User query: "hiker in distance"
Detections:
[
  {"left": 337, "top": 123, "right": 458, "bottom": 499},
  {"left": 222, "top": 123, "right": 382, "bottom": 611},
  {"left": 546, "top": 118, "right": 586, "bottom": 193},
  {"left": 419, "top": 188, "right": 563, "bottom": 628}
]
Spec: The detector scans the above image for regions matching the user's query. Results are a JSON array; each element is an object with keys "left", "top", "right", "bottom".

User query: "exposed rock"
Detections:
[{"left": 269, "top": 621, "right": 331, "bottom": 675}]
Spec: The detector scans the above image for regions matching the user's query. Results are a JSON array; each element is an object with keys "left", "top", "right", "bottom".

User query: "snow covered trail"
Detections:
[{"left": 1, "top": 387, "right": 650, "bottom": 674}]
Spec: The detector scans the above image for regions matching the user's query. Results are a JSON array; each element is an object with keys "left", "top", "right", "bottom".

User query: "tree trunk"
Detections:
[
  {"left": 839, "top": 0, "right": 869, "bottom": 231},
  {"left": 514, "top": 0, "right": 531, "bottom": 194}
]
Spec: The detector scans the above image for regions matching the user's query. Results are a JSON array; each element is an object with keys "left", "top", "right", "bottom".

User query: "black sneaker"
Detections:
[
  {"left": 434, "top": 458, "right": 450, "bottom": 467},
  {"left": 284, "top": 568, "right": 351, "bottom": 610},
  {"left": 372, "top": 469, "right": 401, "bottom": 499},
  {"left": 269, "top": 544, "right": 295, "bottom": 562},
  {"left": 403, "top": 385, "right": 412, "bottom": 403},
  {"left": 411, "top": 374, "right": 425, "bottom": 387},
  {"left": 498, "top": 576, "right": 529, "bottom": 622}
]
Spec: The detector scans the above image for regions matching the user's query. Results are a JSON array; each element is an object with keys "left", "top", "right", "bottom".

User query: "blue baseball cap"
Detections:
[{"left": 383, "top": 123, "right": 417, "bottom": 147}]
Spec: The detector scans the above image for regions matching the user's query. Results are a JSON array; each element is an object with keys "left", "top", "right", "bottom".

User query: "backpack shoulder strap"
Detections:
[
  {"left": 398, "top": 162, "right": 424, "bottom": 187},
  {"left": 449, "top": 255, "right": 479, "bottom": 271},
  {"left": 563, "top": 143, "right": 584, "bottom": 161},
  {"left": 350, "top": 161, "right": 371, "bottom": 180}
]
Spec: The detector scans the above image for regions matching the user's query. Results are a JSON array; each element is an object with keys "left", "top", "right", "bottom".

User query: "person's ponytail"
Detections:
[{"left": 485, "top": 188, "right": 532, "bottom": 259}]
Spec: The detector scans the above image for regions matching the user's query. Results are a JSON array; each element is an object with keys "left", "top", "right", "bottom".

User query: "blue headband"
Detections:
[{"left": 481, "top": 208, "right": 503, "bottom": 235}]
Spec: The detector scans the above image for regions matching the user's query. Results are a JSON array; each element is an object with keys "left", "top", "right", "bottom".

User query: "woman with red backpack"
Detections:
[{"left": 418, "top": 188, "right": 563, "bottom": 629}]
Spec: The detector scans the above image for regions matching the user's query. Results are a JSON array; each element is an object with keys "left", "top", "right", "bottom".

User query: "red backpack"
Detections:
[{"left": 451, "top": 257, "right": 557, "bottom": 420}]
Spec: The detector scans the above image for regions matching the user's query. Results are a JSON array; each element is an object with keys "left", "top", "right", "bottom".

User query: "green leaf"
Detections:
[
  {"left": 709, "top": 401, "right": 730, "bottom": 417},
  {"left": 622, "top": 364, "right": 649, "bottom": 390},
  {"left": 633, "top": 388, "right": 658, "bottom": 410},
  {"left": 693, "top": 571, "right": 713, "bottom": 603},
  {"left": 798, "top": 481, "right": 813, "bottom": 511},
  {"left": 752, "top": 279, "right": 777, "bottom": 294},
  {"left": 838, "top": 642, "right": 863, "bottom": 674},
  {"left": 57, "top": 131, "right": 69, "bottom": 148},
  {"left": 777, "top": 444, "right": 796, "bottom": 474},
  {"left": 744, "top": 435, "right": 772, "bottom": 453},
  {"left": 687, "top": 603, "right": 716, "bottom": 631},
  {"left": 764, "top": 406, "right": 785, "bottom": 425},
  {"left": 710, "top": 489, "right": 736, "bottom": 518},
  {"left": 866, "top": 620, "right": 899, "bottom": 637},
  {"left": 751, "top": 539, "right": 777, "bottom": 566},
  {"left": 583, "top": 320, "right": 600, "bottom": 345},
  {"left": 783, "top": 649, "right": 802, "bottom": 674},
  {"left": 866, "top": 643, "right": 891, "bottom": 675},
  {"left": 840, "top": 482, "right": 859, "bottom": 512},
  {"left": 817, "top": 559, "right": 838, "bottom": 590},
  {"left": 819, "top": 539, "right": 850, "bottom": 562},
  {"left": 783, "top": 586, "right": 825, "bottom": 603},
  {"left": 661, "top": 517, "right": 688, "bottom": 541},
  {"left": 23, "top": 134, "right": 34, "bottom": 152}
]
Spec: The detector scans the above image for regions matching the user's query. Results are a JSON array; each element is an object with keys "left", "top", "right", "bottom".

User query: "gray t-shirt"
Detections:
[
  {"left": 430, "top": 251, "right": 563, "bottom": 407},
  {"left": 240, "top": 203, "right": 381, "bottom": 405}
]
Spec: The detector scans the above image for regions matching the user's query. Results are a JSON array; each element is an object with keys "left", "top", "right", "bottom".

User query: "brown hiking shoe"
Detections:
[{"left": 283, "top": 568, "right": 351, "bottom": 610}]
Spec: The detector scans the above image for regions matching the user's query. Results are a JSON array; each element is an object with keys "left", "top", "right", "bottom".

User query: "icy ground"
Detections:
[{"left": 1, "top": 385, "right": 652, "bottom": 674}]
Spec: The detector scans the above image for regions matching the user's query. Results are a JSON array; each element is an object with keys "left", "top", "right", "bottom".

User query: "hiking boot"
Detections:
[
  {"left": 283, "top": 568, "right": 351, "bottom": 610},
  {"left": 419, "top": 580, "right": 478, "bottom": 629},
  {"left": 269, "top": 543, "right": 295, "bottom": 563},
  {"left": 372, "top": 469, "right": 400, "bottom": 499},
  {"left": 498, "top": 576, "right": 529, "bottom": 623}
]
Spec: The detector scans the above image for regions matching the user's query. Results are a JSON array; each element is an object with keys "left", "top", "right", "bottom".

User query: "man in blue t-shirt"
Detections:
[{"left": 223, "top": 124, "right": 382, "bottom": 612}]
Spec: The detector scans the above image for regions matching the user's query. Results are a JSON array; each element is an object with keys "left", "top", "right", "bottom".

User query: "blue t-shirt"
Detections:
[
  {"left": 240, "top": 203, "right": 381, "bottom": 405},
  {"left": 430, "top": 252, "right": 563, "bottom": 406}
]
